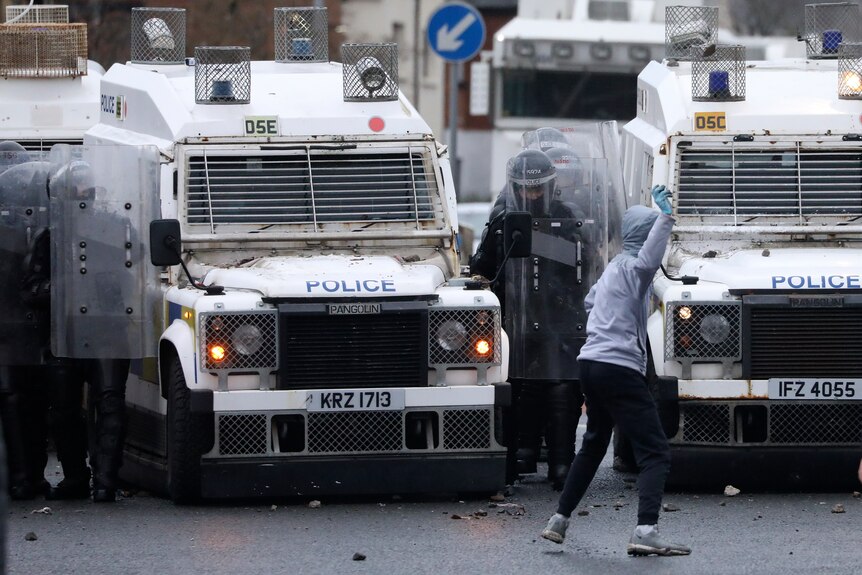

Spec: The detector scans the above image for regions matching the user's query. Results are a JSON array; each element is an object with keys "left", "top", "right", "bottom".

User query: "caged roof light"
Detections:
[
  {"left": 342, "top": 43, "right": 399, "bottom": 102},
  {"left": 274, "top": 7, "right": 329, "bottom": 63},
  {"left": 130, "top": 7, "right": 186, "bottom": 64},
  {"left": 801, "top": 2, "right": 862, "bottom": 59},
  {"left": 838, "top": 42, "right": 862, "bottom": 98},
  {"left": 5, "top": 4, "right": 69, "bottom": 23},
  {"left": 194, "top": 46, "right": 251, "bottom": 105},
  {"left": 691, "top": 44, "right": 746, "bottom": 102},
  {"left": 665, "top": 5, "right": 718, "bottom": 61}
]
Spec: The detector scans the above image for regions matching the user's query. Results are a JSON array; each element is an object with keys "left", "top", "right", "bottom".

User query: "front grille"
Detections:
[
  {"left": 681, "top": 404, "right": 730, "bottom": 443},
  {"left": 218, "top": 413, "right": 268, "bottom": 455},
  {"left": 279, "top": 303, "right": 427, "bottom": 389},
  {"left": 771, "top": 404, "right": 862, "bottom": 444},
  {"left": 747, "top": 305, "right": 862, "bottom": 378},
  {"left": 442, "top": 409, "right": 491, "bottom": 450},
  {"left": 185, "top": 146, "right": 439, "bottom": 226},
  {"left": 676, "top": 402, "right": 862, "bottom": 445},
  {"left": 200, "top": 311, "right": 278, "bottom": 373},
  {"left": 213, "top": 407, "right": 499, "bottom": 457},
  {"left": 307, "top": 411, "right": 402, "bottom": 453},
  {"left": 676, "top": 145, "right": 862, "bottom": 222}
]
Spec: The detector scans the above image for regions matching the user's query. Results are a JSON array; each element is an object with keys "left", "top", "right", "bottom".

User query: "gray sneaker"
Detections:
[
  {"left": 627, "top": 525, "right": 691, "bottom": 556},
  {"left": 541, "top": 513, "right": 569, "bottom": 544}
]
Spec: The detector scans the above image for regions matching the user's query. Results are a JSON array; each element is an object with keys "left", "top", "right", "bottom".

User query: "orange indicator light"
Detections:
[
  {"left": 475, "top": 339, "right": 492, "bottom": 356},
  {"left": 210, "top": 345, "right": 227, "bottom": 362}
]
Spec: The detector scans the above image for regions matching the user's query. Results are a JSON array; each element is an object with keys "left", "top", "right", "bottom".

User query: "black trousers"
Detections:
[
  {"left": 86, "top": 359, "right": 130, "bottom": 490},
  {"left": 556, "top": 360, "right": 670, "bottom": 526}
]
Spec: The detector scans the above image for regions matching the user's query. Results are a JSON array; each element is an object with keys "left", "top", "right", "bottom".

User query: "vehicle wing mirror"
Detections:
[
  {"left": 150, "top": 219, "right": 183, "bottom": 266},
  {"left": 504, "top": 211, "right": 532, "bottom": 259}
]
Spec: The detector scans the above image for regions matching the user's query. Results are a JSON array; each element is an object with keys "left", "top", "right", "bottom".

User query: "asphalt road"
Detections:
[{"left": 6, "top": 447, "right": 861, "bottom": 575}]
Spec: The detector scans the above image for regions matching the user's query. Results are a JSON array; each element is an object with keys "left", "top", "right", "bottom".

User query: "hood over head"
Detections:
[{"left": 622, "top": 205, "right": 658, "bottom": 256}]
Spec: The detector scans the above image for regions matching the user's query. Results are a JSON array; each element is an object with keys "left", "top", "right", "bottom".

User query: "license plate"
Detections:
[
  {"left": 768, "top": 379, "right": 861, "bottom": 400},
  {"left": 306, "top": 389, "right": 405, "bottom": 412}
]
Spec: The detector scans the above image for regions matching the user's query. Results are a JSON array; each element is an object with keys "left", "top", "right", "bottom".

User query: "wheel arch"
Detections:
[{"left": 159, "top": 319, "right": 197, "bottom": 400}]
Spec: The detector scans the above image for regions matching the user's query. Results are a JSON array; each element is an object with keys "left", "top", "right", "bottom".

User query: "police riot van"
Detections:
[
  {"left": 84, "top": 7, "right": 510, "bottom": 501},
  {"left": 621, "top": 4, "right": 862, "bottom": 486},
  {"left": 0, "top": 4, "right": 103, "bottom": 150}
]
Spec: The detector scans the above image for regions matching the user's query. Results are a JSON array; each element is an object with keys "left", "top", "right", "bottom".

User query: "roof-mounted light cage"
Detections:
[
  {"left": 130, "top": 7, "right": 186, "bottom": 64},
  {"left": 665, "top": 5, "right": 718, "bottom": 61},
  {"left": 0, "top": 23, "right": 87, "bottom": 78},
  {"left": 803, "top": 2, "right": 861, "bottom": 59},
  {"left": 691, "top": 44, "right": 745, "bottom": 102},
  {"left": 838, "top": 42, "right": 862, "bottom": 98},
  {"left": 194, "top": 46, "right": 251, "bottom": 105},
  {"left": 342, "top": 42, "right": 399, "bottom": 102},
  {"left": 6, "top": 4, "right": 69, "bottom": 23},
  {"left": 274, "top": 6, "right": 328, "bottom": 63}
]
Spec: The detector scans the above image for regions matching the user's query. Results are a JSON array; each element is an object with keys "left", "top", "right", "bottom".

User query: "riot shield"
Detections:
[
  {"left": 50, "top": 145, "right": 160, "bottom": 359},
  {"left": 504, "top": 130, "right": 611, "bottom": 381},
  {"left": 0, "top": 159, "right": 52, "bottom": 364}
]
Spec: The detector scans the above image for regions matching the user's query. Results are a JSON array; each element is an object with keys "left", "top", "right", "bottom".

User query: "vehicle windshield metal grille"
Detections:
[
  {"left": 747, "top": 305, "right": 862, "bottom": 378},
  {"left": 676, "top": 146, "right": 862, "bottom": 222},
  {"left": 186, "top": 147, "right": 438, "bottom": 227},
  {"left": 15, "top": 139, "right": 82, "bottom": 152}
]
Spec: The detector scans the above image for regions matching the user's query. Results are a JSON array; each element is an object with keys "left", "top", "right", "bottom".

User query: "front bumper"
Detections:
[{"left": 200, "top": 452, "right": 506, "bottom": 498}]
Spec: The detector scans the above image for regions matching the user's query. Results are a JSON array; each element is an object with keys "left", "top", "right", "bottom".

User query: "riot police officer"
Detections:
[
  {"left": 472, "top": 149, "right": 588, "bottom": 489},
  {"left": 47, "top": 159, "right": 132, "bottom": 503}
]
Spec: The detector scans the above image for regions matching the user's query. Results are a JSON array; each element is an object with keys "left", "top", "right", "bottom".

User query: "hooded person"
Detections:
[{"left": 540, "top": 185, "right": 692, "bottom": 557}]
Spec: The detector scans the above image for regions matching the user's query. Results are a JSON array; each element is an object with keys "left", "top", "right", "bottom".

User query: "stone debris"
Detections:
[
  {"left": 489, "top": 493, "right": 506, "bottom": 502},
  {"left": 831, "top": 504, "right": 845, "bottom": 514},
  {"left": 852, "top": 492, "right": 860, "bottom": 499},
  {"left": 270, "top": 505, "right": 277, "bottom": 512},
  {"left": 662, "top": 503, "right": 680, "bottom": 512},
  {"left": 473, "top": 510, "right": 488, "bottom": 518},
  {"left": 488, "top": 502, "right": 525, "bottom": 516},
  {"left": 724, "top": 485, "right": 741, "bottom": 497},
  {"left": 613, "top": 501, "right": 626, "bottom": 510},
  {"left": 31, "top": 507, "right": 52, "bottom": 515},
  {"left": 307, "top": 500, "right": 321, "bottom": 509},
  {"left": 352, "top": 552, "right": 366, "bottom": 561},
  {"left": 24, "top": 532, "right": 37, "bottom": 541},
  {"left": 577, "top": 510, "right": 590, "bottom": 517}
]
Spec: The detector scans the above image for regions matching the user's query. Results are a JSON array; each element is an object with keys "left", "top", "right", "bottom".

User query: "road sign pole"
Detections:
[
  {"left": 426, "top": 1, "right": 485, "bottom": 201},
  {"left": 448, "top": 61, "right": 460, "bottom": 197}
]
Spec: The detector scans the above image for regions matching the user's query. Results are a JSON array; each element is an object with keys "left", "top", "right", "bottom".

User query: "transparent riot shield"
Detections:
[
  {"left": 0, "top": 157, "right": 52, "bottom": 364},
  {"left": 504, "top": 129, "right": 611, "bottom": 381},
  {"left": 50, "top": 145, "right": 160, "bottom": 359}
]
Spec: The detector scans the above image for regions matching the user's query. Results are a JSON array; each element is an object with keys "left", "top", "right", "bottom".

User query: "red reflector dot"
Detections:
[{"left": 369, "top": 116, "right": 385, "bottom": 132}]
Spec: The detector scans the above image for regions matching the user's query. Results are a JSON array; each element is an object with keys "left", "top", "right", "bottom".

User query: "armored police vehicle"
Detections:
[
  {"left": 622, "top": 4, "right": 862, "bottom": 486},
  {"left": 86, "top": 7, "right": 509, "bottom": 501}
]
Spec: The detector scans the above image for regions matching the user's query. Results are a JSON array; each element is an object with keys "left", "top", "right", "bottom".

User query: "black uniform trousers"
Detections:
[{"left": 556, "top": 359, "right": 670, "bottom": 526}]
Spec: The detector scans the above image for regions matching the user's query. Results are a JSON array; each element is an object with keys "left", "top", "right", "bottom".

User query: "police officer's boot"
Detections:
[
  {"left": 546, "top": 382, "right": 578, "bottom": 491},
  {"left": 89, "top": 359, "right": 130, "bottom": 503},
  {"left": 515, "top": 382, "right": 544, "bottom": 475},
  {"left": 45, "top": 361, "right": 91, "bottom": 500}
]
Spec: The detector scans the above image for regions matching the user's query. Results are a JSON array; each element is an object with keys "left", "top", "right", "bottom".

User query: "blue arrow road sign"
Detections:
[{"left": 427, "top": 2, "right": 486, "bottom": 63}]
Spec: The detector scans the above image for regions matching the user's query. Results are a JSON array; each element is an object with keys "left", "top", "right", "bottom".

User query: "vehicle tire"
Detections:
[{"left": 166, "top": 355, "right": 201, "bottom": 504}]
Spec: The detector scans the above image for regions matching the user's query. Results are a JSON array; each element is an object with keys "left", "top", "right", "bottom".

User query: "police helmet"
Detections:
[
  {"left": 49, "top": 160, "right": 95, "bottom": 200},
  {"left": 507, "top": 149, "right": 556, "bottom": 213},
  {"left": 545, "top": 147, "right": 583, "bottom": 191},
  {"left": 0, "top": 140, "right": 29, "bottom": 174},
  {"left": 521, "top": 127, "right": 569, "bottom": 152}
]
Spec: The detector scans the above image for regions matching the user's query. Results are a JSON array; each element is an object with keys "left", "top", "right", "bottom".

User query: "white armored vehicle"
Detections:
[
  {"left": 87, "top": 7, "right": 510, "bottom": 501},
  {"left": 622, "top": 4, "right": 862, "bottom": 486}
]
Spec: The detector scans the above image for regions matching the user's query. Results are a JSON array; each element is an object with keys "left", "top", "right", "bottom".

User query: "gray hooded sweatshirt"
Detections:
[{"left": 577, "top": 206, "right": 674, "bottom": 375}]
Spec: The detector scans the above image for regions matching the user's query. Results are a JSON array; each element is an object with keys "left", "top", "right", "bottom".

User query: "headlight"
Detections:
[
  {"left": 436, "top": 319, "right": 468, "bottom": 351},
  {"left": 232, "top": 324, "right": 263, "bottom": 355},
  {"left": 699, "top": 313, "right": 730, "bottom": 344}
]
